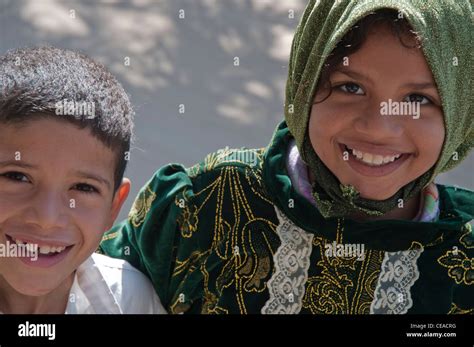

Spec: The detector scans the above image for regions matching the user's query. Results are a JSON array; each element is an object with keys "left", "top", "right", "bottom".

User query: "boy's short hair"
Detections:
[{"left": 0, "top": 46, "right": 134, "bottom": 191}]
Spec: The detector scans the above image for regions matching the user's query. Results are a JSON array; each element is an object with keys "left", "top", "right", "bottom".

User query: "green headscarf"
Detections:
[{"left": 285, "top": 0, "right": 473, "bottom": 218}]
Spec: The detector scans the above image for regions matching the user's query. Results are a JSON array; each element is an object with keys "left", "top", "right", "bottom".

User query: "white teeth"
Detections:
[
  {"left": 352, "top": 149, "right": 363, "bottom": 159},
  {"left": 39, "top": 246, "right": 51, "bottom": 254},
  {"left": 10, "top": 237, "right": 67, "bottom": 254},
  {"left": 372, "top": 155, "right": 384, "bottom": 165},
  {"left": 348, "top": 146, "right": 401, "bottom": 166},
  {"left": 362, "top": 152, "right": 373, "bottom": 163}
]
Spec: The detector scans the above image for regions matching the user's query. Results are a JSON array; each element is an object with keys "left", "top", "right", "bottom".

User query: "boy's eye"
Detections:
[
  {"left": 337, "top": 82, "right": 365, "bottom": 95},
  {"left": 74, "top": 183, "right": 99, "bottom": 194},
  {"left": 0, "top": 171, "right": 30, "bottom": 183},
  {"left": 405, "top": 94, "right": 431, "bottom": 105}
]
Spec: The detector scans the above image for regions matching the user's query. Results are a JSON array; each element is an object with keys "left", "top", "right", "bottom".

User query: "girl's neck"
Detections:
[
  {"left": 0, "top": 273, "right": 74, "bottom": 314},
  {"left": 347, "top": 192, "right": 421, "bottom": 221},
  {"left": 307, "top": 169, "right": 422, "bottom": 222}
]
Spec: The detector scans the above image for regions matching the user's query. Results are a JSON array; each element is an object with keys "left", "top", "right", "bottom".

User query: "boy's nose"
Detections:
[{"left": 24, "top": 189, "right": 69, "bottom": 230}]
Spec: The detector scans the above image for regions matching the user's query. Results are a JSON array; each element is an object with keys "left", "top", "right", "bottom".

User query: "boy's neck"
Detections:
[{"left": 0, "top": 273, "right": 74, "bottom": 314}]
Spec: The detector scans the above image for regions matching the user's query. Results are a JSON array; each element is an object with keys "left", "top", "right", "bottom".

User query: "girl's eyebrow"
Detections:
[
  {"left": 0, "top": 160, "right": 37, "bottom": 169},
  {"left": 333, "top": 68, "right": 437, "bottom": 91},
  {"left": 401, "top": 82, "right": 437, "bottom": 90},
  {"left": 333, "top": 68, "right": 370, "bottom": 82}
]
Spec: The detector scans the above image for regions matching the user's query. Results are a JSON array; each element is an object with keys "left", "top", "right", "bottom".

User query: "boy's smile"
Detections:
[
  {"left": 0, "top": 117, "right": 129, "bottom": 298},
  {"left": 309, "top": 23, "right": 445, "bottom": 201},
  {"left": 5, "top": 233, "right": 74, "bottom": 268}
]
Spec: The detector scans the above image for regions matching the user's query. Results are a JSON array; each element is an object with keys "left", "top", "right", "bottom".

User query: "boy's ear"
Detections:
[{"left": 107, "top": 178, "right": 131, "bottom": 229}]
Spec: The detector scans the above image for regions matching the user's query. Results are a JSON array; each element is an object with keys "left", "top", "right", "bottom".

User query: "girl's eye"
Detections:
[
  {"left": 0, "top": 172, "right": 30, "bottom": 183},
  {"left": 74, "top": 183, "right": 99, "bottom": 194},
  {"left": 337, "top": 82, "right": 365, "bottom": 95},
  {"left": 405, "top": 94, "right": 431, "bottom": 105}
]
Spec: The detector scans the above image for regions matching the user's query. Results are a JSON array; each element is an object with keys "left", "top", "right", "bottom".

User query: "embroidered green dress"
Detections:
[{"left": 99, "top": 122, "right": 474, "bottom": 314}]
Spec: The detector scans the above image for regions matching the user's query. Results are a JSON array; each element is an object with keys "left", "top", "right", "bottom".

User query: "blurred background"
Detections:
[{"left": 0, "top": 0, "right": 472, "bottom": 222}]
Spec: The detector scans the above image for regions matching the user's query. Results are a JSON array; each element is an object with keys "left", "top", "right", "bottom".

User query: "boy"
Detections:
[{"left": 0, "top": 46, "right": 165, "bottom": 314}]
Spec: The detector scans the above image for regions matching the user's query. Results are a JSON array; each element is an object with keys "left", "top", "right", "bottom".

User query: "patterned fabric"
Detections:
[
  {"left": 261, "top": 207, "right": 314, "bottom": 314},
  {"left": 100, "top": 121, "right": 474, "bottom": 314},
  {"left": 284, "top": 140, "right": 440, "bottom": 314}
]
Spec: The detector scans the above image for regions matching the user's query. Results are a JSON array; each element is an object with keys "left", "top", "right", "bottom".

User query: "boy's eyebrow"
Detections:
[
  {"left": 74, "top": 170, "right": 112, "bottom": 190},
  {"left": 0, "top": 160, "right": 111, "bottom": 189}
]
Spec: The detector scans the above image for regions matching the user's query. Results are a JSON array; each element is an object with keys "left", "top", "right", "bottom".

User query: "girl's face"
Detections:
[{"left": 308, "top": 24, "right": 445, "bottom": 200}]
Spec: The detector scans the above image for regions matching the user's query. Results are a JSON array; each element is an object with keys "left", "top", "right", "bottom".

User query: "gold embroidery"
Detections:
[
  {"left": 186, "top": 147, "right": 265, "bottom": 178},
  {"left": 201, "top": 259, "right": 229, "bottom": 314},
  {"left": 448, "top": 302, "right": 474, "bottom": 314},
  {"left": 460, "top": 223, "right": 474, "bottom": 249},
  {"left": 438, "top": 249, "right": 474, "bottom": 285},
  {"left": 425, "top": 234, "right": 444, "bottom": 248},
  {"left": 172, "top": 153, "right": 278, "bottom": 313},
  {"left": 303, "top": 236, "right": 384, "bottom": 314},
  {"left": 128, "top": 186, "right": 156, "bottom": 228},
  {"left": 101, "top": 231, "right": 118, "bottom": 242}
]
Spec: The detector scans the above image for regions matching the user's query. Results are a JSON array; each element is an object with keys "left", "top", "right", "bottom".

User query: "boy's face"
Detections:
[
  {"left": 0, "top": 118, "right": 130, "bottom": 296},
  {"left": 308, "top": 24, "right": 444, "bottom": 200}
]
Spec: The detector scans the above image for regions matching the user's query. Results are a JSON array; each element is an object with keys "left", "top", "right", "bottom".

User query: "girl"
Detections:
[{"left": 100, "top": 0, "right": 473, "bottom": 314}]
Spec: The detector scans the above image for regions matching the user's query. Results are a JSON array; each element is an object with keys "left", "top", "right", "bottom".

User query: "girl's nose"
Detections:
[{"left": 353, "top": 101, "right": 404, "bottom": 139}]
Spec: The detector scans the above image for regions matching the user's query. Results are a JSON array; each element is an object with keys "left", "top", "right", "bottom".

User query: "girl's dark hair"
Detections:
[{"left": 315, "top": 9, "right": 422, "bottom": 103}]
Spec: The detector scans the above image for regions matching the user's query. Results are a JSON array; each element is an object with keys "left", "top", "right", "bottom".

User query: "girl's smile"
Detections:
[{"left": 337, "top": 142, "right": 412, "bottom": 178}]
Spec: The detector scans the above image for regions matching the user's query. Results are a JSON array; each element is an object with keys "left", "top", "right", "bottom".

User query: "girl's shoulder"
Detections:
[{"left": 436, "top": 184, "right": 474, "bottom": 221}]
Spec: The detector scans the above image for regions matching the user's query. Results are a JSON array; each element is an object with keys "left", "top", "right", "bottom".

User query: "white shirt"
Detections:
[{"left": 65, "top": 253, "right": 166, "bottom": 314}]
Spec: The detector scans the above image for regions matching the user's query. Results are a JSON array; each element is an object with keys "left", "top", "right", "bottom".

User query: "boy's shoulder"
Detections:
[{"left": 72, "top": 253, "right": 166, "bottom": 314}]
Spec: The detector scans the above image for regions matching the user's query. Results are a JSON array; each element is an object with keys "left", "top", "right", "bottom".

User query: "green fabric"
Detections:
[
  {"left": 284, "top": 0, "right": 473, "bottom": 218},
  {"left": 99, "top": 122, "right": 474, "bottom": 314}
]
